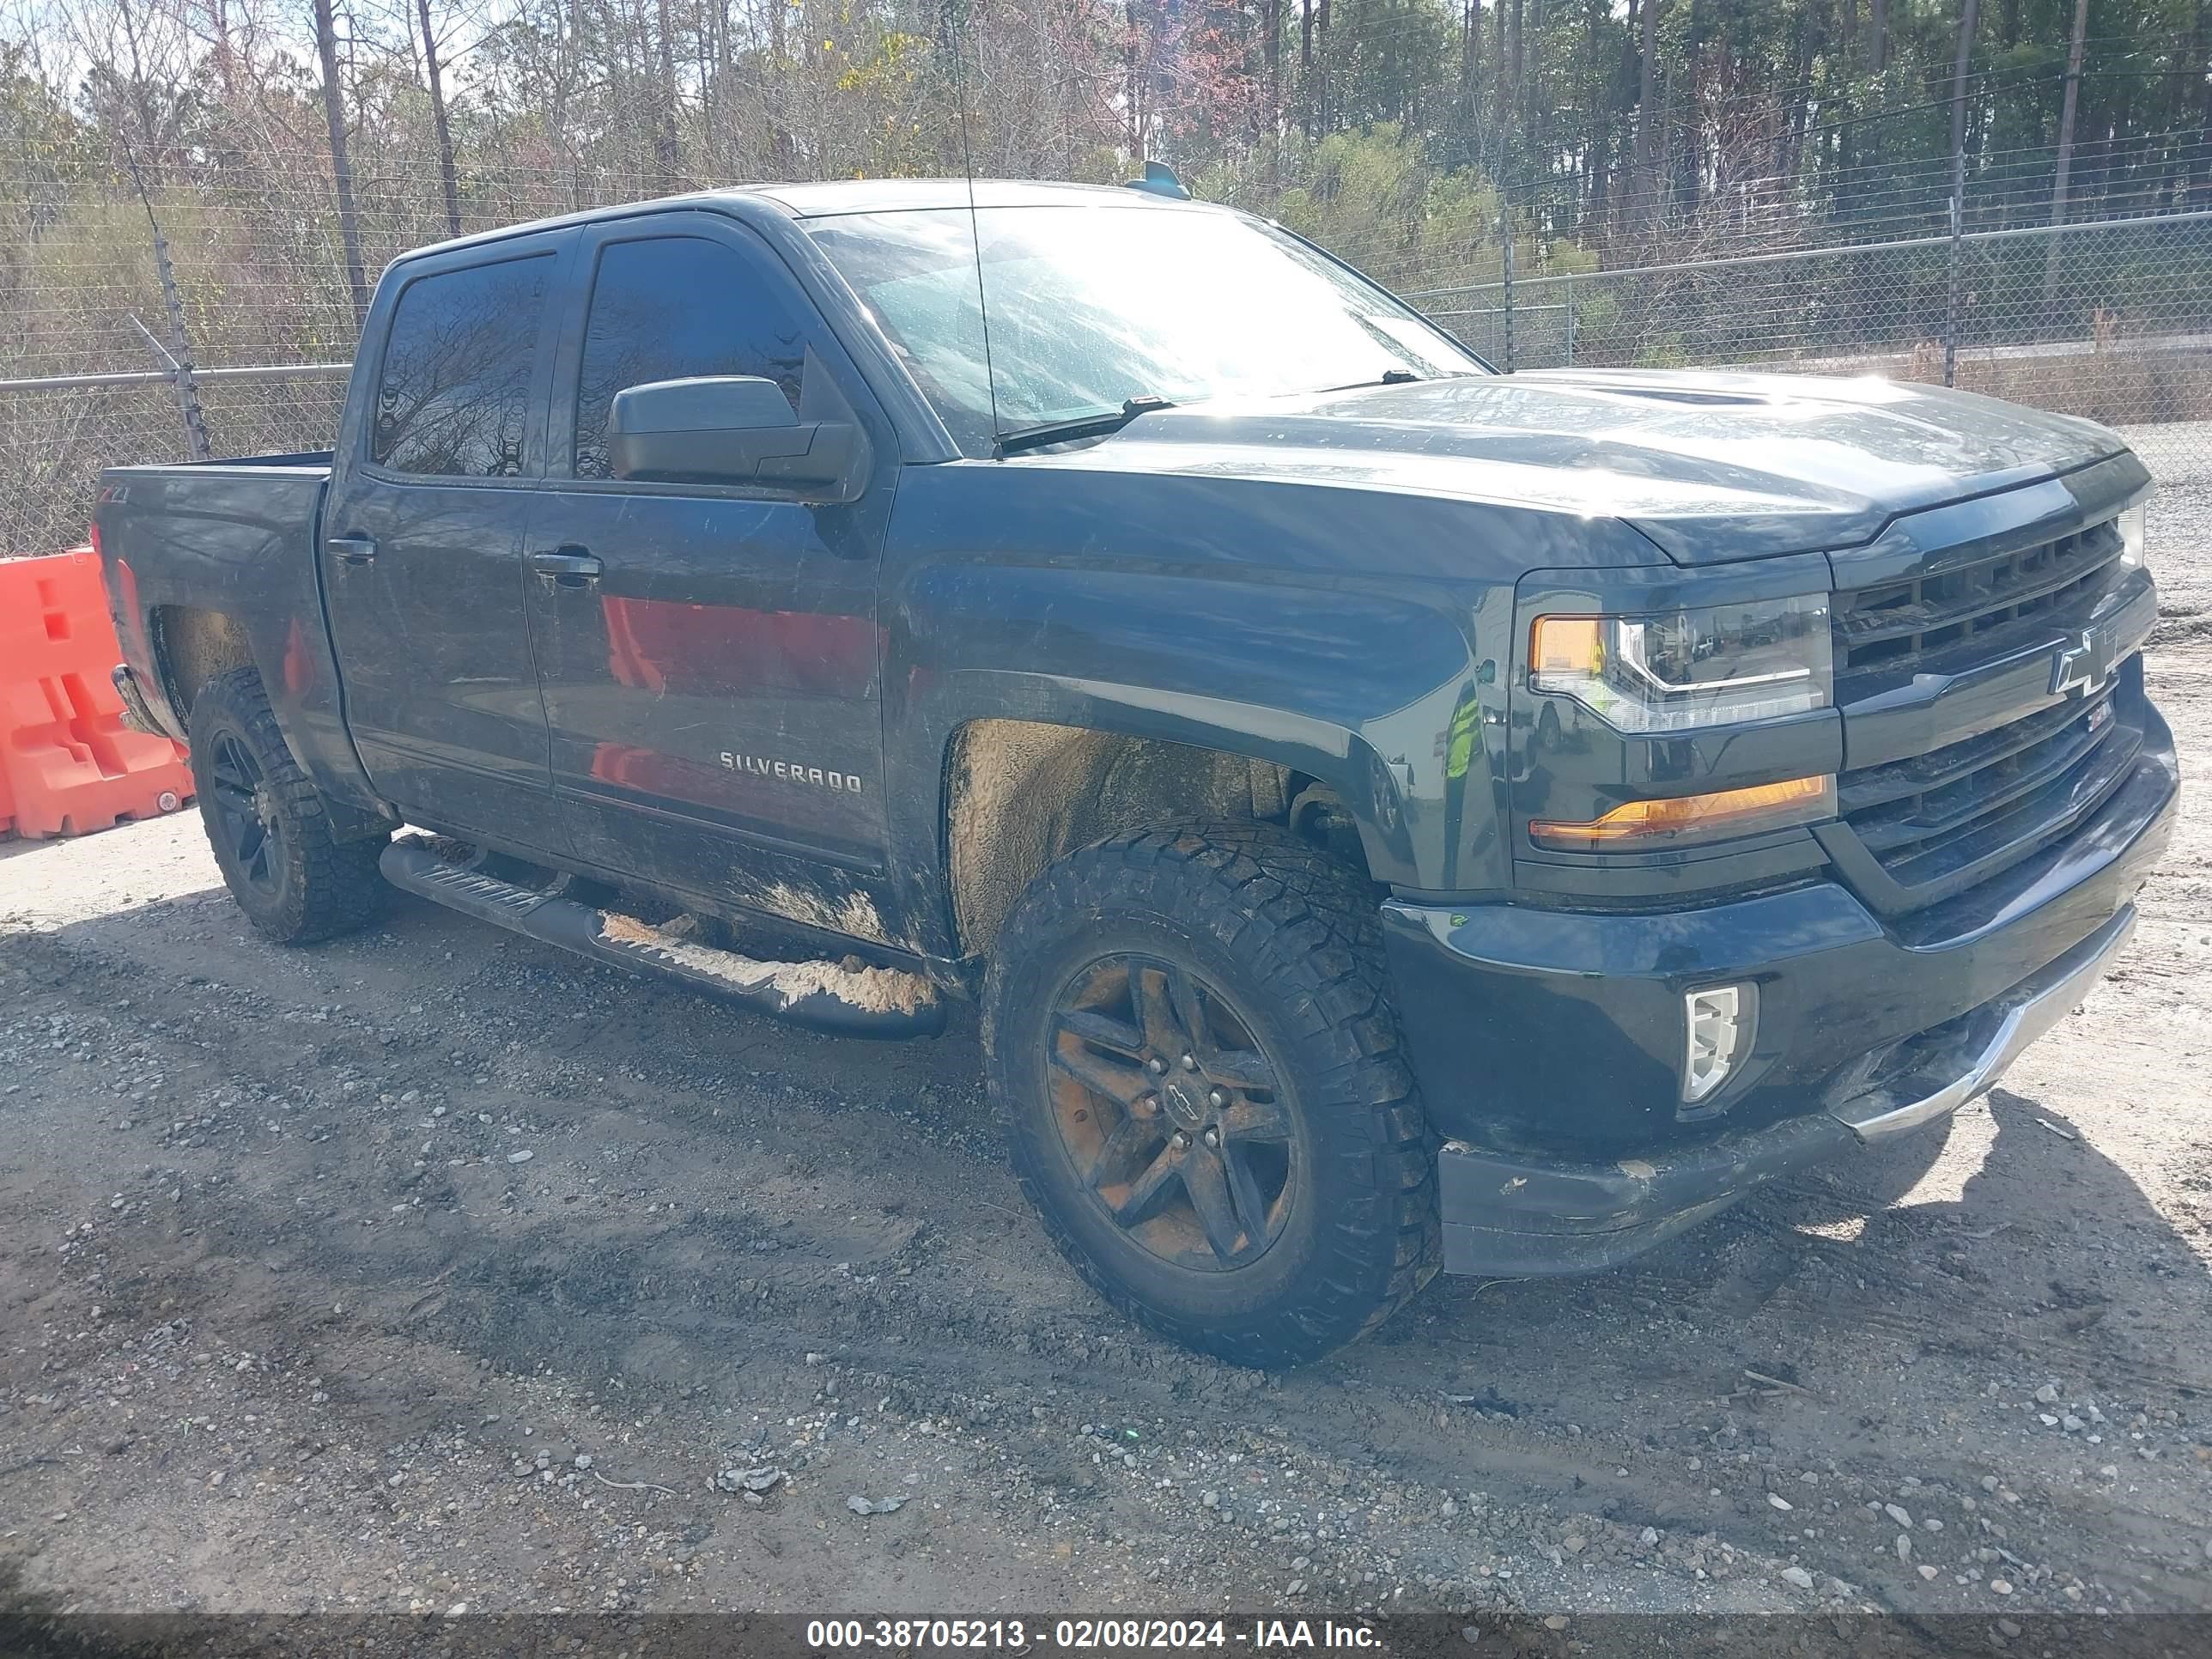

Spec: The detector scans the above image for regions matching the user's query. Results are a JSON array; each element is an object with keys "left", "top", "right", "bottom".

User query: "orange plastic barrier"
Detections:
[{"left": 0, "top": 549, "right": 193, "bottom": 839}]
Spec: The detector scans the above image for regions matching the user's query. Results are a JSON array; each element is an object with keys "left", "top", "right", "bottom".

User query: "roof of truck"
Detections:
[
  {"left": 392, "top": 179, "right": 1216, "bottom": 269},
  {"left": 751, "top": 178, "right": 1201, "bottom": 216}
]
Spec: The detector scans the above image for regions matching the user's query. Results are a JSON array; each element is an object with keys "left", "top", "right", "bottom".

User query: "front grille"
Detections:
[
  {"left": 1832, "top": 518, "right": 2124, "bottom": 695},
  {"left": 1826, "top": 511, "right": 2142, "bottom": 913},
  {"left": 1838, "top": 684, "right": 2138, "bottom": 902}
]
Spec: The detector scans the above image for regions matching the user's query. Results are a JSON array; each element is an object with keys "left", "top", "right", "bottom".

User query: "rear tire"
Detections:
[
  {"left": 984, "top": 822, "right": 1439, "bottom": 1368},
  {"left": 189, "top": 669, "right": 386, "bottom": 944}
]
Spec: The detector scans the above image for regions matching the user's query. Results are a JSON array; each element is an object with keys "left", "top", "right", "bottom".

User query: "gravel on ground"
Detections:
[{"left": 1, "top": 440, "right": 2209, "bottom": 1625}]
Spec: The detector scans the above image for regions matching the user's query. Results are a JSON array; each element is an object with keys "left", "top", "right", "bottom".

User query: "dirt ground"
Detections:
[{"left": 3, "top": 444, "right": 2210, "bottom": 1631}]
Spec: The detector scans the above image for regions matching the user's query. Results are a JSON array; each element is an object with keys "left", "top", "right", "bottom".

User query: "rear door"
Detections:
[
  {"left": 322, "top": 231, "right": 574, "bottom": 847},
  {"left": 525, "top": 211, "right": 902, "bottom": 941}
]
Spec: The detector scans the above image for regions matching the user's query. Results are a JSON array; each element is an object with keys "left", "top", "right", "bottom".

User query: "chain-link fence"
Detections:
[
  {"left": 6, "top": 163, "right": 2212, "bottom": 558},
  {"left": 1406, "top": 211, "right": 2212, "bottom": 461},
  {"left": 0, "top": 157, "right": 723, "bottom": 557},
  {"left": 0, "top": 366, "right": 349, "bottom": 558},
  {"left": 1431, "top": 209, "right": 2212, "bottom": 495}
]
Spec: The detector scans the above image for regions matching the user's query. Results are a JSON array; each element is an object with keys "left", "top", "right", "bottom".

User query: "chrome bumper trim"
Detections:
[{"left": 1827, "top": 905, "right": 2137, "bottom": 1140}]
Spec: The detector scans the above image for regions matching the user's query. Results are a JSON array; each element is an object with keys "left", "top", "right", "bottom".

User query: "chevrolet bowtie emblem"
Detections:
[{"left": 2049, "top": 629, "right": 2113, "bottom": 700}]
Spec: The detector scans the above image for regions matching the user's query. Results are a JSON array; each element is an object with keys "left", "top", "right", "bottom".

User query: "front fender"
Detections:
[
  {"left": 879, "top": 468, "right": 1516, "bottom": 959},
  {"left": 915, "top": 666, "right": 1427, "bottom": 871}
]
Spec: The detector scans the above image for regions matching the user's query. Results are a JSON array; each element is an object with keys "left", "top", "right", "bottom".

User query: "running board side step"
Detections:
[{"left": 379, "top": 842, "right": 944, "bottom": 1039}]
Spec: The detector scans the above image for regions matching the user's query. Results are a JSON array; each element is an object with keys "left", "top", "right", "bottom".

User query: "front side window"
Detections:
[
  {"left": 807, "top": 204, "right": 1486, "bottom": 451},
  {"left": 373, "top": 255, "right": 551, "bottom": 477},
  {"left": 573, "top": 235, "right": 809, "bottom": 480}
]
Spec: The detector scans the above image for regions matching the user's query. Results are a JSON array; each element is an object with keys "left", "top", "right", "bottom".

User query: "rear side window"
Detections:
[
  {"left": 573, "top": 235, "right": 807, "bottom": 480},
  {"left": 372, "top": 254, "right": 552, "bottom": 477}
]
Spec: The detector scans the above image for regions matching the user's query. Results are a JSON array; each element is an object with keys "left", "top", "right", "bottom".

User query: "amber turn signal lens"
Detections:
[
  {"left": 1530, "top": 775, "right": 1834, "bottom": 851},
  {"left": 1531, "top": 616, "right": 1602, "bottom": 675}
]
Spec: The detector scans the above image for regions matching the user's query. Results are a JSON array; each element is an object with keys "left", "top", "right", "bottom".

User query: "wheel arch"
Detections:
[
  {"left": 142, "top": 602, "right": 392, "bottom": 840},
  {"left": 149, "top": 603, "right": 255, "bottom": 726},
  {"left": 939, "top": 698, "right": 1414, "bottom": 957}
]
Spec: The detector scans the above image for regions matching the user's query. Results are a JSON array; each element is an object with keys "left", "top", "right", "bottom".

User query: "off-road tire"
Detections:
[
  {"left": 189, "top": 669, "right": 387, "bottom": 944},
  {"left": 984, "top": 822, "right": 1441, "bottom": 1368}
]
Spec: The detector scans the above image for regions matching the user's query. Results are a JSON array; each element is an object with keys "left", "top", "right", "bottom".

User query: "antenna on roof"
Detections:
[
  {"left": 951, "top": 21, "right": 1003, "bottom": 456},
  {"left": 1126, "top": 161, "right": 1190, "bottom": 200}
]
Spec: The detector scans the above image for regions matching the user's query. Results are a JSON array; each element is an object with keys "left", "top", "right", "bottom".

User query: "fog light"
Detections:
[{"left": 1683, "top": 984, "right": 1755, "bottom": 1105}]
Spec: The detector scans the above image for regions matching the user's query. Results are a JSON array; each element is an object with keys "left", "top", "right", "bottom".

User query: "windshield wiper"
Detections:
[
  {"left": 996, "top": 395, "right": 1176, "bottom": 456},
  {"left": 1309, "top": 368, "right": 1433, "bottom": 394}
]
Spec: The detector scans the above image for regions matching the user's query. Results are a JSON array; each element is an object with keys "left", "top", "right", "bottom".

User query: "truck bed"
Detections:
[
  {"left": 108, "top": 450, "right": 334, "bottom": 482},
  {"left": 95, "top": 452, "right": 342, "bottom": 763}
]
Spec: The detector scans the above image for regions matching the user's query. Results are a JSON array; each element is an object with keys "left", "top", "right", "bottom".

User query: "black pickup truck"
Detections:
[{"left": 95, "top": 179, "right": 2175, "bottom": 1367}]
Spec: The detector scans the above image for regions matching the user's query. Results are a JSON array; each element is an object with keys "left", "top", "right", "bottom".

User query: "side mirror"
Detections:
[{"left": 609, "top": 372, "right": 865, "bottom": 496}]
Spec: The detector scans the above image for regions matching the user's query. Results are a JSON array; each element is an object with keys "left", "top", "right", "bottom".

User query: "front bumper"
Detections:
[
  {"left": 1383, "top": 717, "right": 2176, "bottom": 1278},
  {"left": 1427, "top": 906, "right": 2135, "bottom": 1273}
]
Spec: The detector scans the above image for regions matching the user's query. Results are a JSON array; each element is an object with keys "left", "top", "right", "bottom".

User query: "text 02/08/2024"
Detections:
[{"left": 800, "top": 1619, "right": 1382, "bottom": 1650}]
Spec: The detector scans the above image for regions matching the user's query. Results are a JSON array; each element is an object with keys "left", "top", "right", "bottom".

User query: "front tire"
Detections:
[
  {"left": 189, "top": 669, "right": 386, "bottom": 944},
  {"left": 984, "top": 823, "right": 1439, "bottom": 1368}
]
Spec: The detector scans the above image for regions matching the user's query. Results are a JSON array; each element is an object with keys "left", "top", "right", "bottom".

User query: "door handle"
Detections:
[
  {"left": 530, "top": 547, "right": 603, "bottom": 588},
  {"left": 327, "top": 533, "right": 377, "bottom": 566}
]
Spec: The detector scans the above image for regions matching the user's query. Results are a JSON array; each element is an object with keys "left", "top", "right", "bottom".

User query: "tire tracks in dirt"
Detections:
[{"left": 6, "top": 890, "right": 2209, "bottom": 1616}]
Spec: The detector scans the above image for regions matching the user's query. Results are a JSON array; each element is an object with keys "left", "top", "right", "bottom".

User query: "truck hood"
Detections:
[{"left": 1029, "top": 368, "right": 2128, "bottom": 565}]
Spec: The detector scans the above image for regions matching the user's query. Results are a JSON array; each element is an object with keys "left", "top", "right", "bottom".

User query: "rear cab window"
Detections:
[{"left": 372, "top": 254, "right": 556, "bottom": 477}]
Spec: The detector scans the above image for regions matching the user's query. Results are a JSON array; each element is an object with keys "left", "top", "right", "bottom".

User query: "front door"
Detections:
[
  {"left": 525, "top": 213, "right": 900, "bottom": 943},
  {"left": 321, "top": 233, "right": 573, "bottom": 848}
]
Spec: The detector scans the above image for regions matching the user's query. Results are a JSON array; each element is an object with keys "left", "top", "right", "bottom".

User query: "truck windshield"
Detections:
[{"left": 806, "top": 204, "right": 1487, "bottom": 453}]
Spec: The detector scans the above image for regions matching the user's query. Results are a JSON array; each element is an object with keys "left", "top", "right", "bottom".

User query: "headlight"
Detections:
[
  {"left": 2118, "top": 503, "right": 2146, "bottom": 569},
  {"left": 1529, "top": 594, "right": 1832, "bottom": 733}
]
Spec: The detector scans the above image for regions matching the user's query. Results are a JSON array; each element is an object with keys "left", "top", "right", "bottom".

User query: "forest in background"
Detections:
[
  {"left": 0, "top": 1, "right": 2208, "bottom": 555},
  {"left": 1, "top": 0, "right": 2207, "bottom": 363}
]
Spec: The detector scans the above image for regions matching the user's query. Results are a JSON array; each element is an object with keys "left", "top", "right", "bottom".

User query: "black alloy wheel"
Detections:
[
  {"left": 1046, "top": 955, "right": 1297, "bottom": 1272},
  {"left": 985, "top": 821, "right": 1439, "bottom": 1368},
  {"left": 204, "top": 729, "right": 286, "bottom": 899},
  {"left": 188, "top": 669, "right": 387, "bottom": 944}
]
